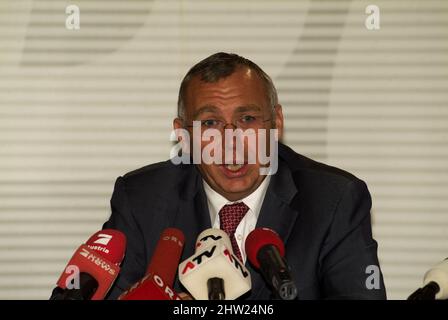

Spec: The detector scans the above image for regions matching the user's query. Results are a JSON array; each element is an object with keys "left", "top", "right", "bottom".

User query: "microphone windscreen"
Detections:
[
  {"left": 56, "top": 245, "right": 121, "bottom": 300},
  {"left": 195, "top": 228, "right": 232, "bottom": 253},
  {"left": 179, "top": 229, "right": 251, "bottom": 300},
  {"left": 424, "top": 259, "right": 448, "bottom": 300},
  {"left": 55, "top": 229, "right": 126, "bottom": 300},
  {"left": 245, "top": 228, "right": 285, "bottom": 269},
  {"left": 86, "top": 229, "right": 127, "bottom": 265},
  {"left": 118, "top": 273, "right": 181, "bottom": 300},
  {"left": 146, "top": 228, "right": 185, "bottom": 286}
]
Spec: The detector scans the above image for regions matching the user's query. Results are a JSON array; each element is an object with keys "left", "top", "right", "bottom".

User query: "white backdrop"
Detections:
[{"left": 0, "top": 0, "right": 447, "bottom": 299}]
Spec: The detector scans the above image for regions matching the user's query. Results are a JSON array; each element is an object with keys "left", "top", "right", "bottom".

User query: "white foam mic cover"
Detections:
[
  {"left": 178, "top": 228, "right": 251, "bottom": 300},
  {"left": 195, "top": 228, "right": 233, "bottom": 252},
  {"left": 423, "top": 258, "right": 448, "bottom": 300}
]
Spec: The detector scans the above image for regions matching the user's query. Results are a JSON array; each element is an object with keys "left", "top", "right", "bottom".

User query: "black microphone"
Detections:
[
  {"left": 50, "top": 272, "right": 98, "bottom": 300},
  {"left": 245, "top": 227, "right": 298, "bottom": 300},
  {"left": 408, "top": 282, "right": 440, "bottom": 300}
]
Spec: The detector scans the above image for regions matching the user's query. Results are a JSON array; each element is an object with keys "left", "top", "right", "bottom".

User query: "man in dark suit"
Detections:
[{"left": 103, "top": 52, "right": 386, "bottom": 299}]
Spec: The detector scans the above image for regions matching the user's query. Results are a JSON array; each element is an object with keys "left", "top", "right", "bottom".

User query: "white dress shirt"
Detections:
[{"left": 203, "top": 176, "right": 271, "bottom": 263}]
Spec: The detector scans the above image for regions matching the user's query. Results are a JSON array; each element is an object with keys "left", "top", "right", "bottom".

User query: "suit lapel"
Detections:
[
  {"left": 171, "top": 165, "right": 212, "bottom": 293},
  {"left": 172, "top": 164, "right": 211, "bottom": 258},
  {"left": 249, "top": 158, "right": 301, "bottom": 299}
]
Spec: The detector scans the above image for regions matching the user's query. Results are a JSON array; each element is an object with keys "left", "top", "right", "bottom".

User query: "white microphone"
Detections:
[
  {"left": 194, "top": 228, "right": 233, "bottom": 251},
  {"left": 423, "top": 258, "right": 448, "bottom": 299},
  {"left": 409, "top": 258, "right": 448, "bottom": 300},
  {"left": 178, "top": 228, "right": 251, "bottom": 300}
]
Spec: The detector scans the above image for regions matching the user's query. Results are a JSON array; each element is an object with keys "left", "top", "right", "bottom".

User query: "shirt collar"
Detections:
[{"left": 203, "top": 175, "right": 271, "bottom": 226}]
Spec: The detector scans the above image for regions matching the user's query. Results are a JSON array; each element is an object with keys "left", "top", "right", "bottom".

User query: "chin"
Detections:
[
  {"left": 216, "top": 175, "right": 260, "bottom": 197},
  {"left": 201, "top": 164, "right": 262, "bottom": 197}
]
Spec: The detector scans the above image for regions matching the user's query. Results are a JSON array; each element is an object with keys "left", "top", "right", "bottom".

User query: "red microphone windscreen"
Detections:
[
  {"left": 146, "top": 228, "right": 185, "bottom": 286},
  {"left": 85, "top": 229, "right": 127, "bottom": 265},
  {"left": 118, "top": 273, "right": 181, "bottom": 300},
  {"left": 245, "top": 228, "right": 285, "bottom": 269},
  {"left": 56, "top": 244, "right": 121, "bottom": 300},
  {"left": 56, "top": 229, "right": 126, "bottom": 300}
]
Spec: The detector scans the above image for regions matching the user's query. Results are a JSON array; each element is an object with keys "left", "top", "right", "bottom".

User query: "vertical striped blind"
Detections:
[{"left": 0, "top": 0, "right": 447, "bottom": 299}]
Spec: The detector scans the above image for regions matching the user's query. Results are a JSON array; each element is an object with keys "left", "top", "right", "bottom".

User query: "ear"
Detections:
[
  {"left": 274, "top": 104, "right": 284, "bottom": 141},
  {"left": 173, "top": 118, "right": 185, "bottom": 141},
  {"left": 173, "top": 117, "right": 184, "bottom": 130}
]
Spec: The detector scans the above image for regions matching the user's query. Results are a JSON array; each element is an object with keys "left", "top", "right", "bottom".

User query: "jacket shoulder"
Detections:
[
  {"left": 123, "top": 160, "right": 177, "bottom": 179},
  {"left": 279, "top": 143, "right": 365, "bottom": 190},
  {"left": 119, "top": 160, "right": 191, "bottom": 194}
]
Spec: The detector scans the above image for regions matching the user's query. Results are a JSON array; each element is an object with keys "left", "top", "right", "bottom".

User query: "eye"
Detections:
[
  {"left": 240, "top": 115, "right": 257, "bottom": 123},
  {"left": 201, "top": 119, "right": 220, "bottom": 127}
]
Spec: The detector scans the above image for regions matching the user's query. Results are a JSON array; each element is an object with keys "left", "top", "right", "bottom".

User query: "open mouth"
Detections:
[
  {"left": 219, "top": 163, "right": 249, "bottom": 177},
  {"left": 225, "top": 164, "right": 244, "bottom": 172}
]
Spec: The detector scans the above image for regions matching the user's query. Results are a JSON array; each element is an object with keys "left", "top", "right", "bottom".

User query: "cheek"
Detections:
[{"left": 200, "top": 162, "right": 221, "bottom": 177}]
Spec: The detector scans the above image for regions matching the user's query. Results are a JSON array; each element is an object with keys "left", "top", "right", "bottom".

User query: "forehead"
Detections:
[{"left": 184, "top": 67, "right": 269, "bottom": 116}]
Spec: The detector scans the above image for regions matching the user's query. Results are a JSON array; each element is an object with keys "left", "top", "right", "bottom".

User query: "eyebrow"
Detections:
[
  {"left": 234, "top": 104, "right": 262, "bottom": 113},
  {"left": 192, "top": 105, "right": 220, "bottom": 119},
  {"left": 192, "top": 104, "right": 262, "bottom": 119}
]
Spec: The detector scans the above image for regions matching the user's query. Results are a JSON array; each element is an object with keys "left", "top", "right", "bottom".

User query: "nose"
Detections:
[
  {"left": 221, "top": 123, "right": 246, "bottom": 165},
  {"left": 222, "top": 122, "right": 237, "bottom": 130}
]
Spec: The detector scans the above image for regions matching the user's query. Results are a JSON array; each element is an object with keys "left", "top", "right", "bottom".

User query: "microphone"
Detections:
[
  {"left": 408, "top": 258, "right": 448, "bottom": 300},
  {"left": 118, "top": 228, "right": 185, "bottom": 300},
  {"left": 50, "top": 229, "right": 126, "bottom": 300},
  {"left": 245, "top": 227, "right": 298, "bottom": 300},
  {"left": 195, "top": 228, "right": 232, "bottom": 252},
  {"left": 178, "top": 228, "right": 251, "bottom": 300},
  {"left": 195, "top": 228, "right": 236, "bottom": 300}
]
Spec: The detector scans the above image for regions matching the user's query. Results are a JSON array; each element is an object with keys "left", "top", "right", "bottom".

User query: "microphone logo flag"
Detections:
[{"left": 92, "top": 234, "right": 113, "bottom": 246}]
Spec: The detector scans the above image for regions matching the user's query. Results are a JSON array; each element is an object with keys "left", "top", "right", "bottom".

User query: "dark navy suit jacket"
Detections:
[{"left": 103, "top": 143, "right": 386, "bottom": 300}]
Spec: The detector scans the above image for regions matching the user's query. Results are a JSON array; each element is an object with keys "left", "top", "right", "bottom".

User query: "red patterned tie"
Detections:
[{"left": 219, "top": 202, "right": 249, "bottom": 262}]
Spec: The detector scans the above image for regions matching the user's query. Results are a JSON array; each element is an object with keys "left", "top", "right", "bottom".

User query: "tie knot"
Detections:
[{"left": 219, "top": 202, "right": 249, "bottom": 235}]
